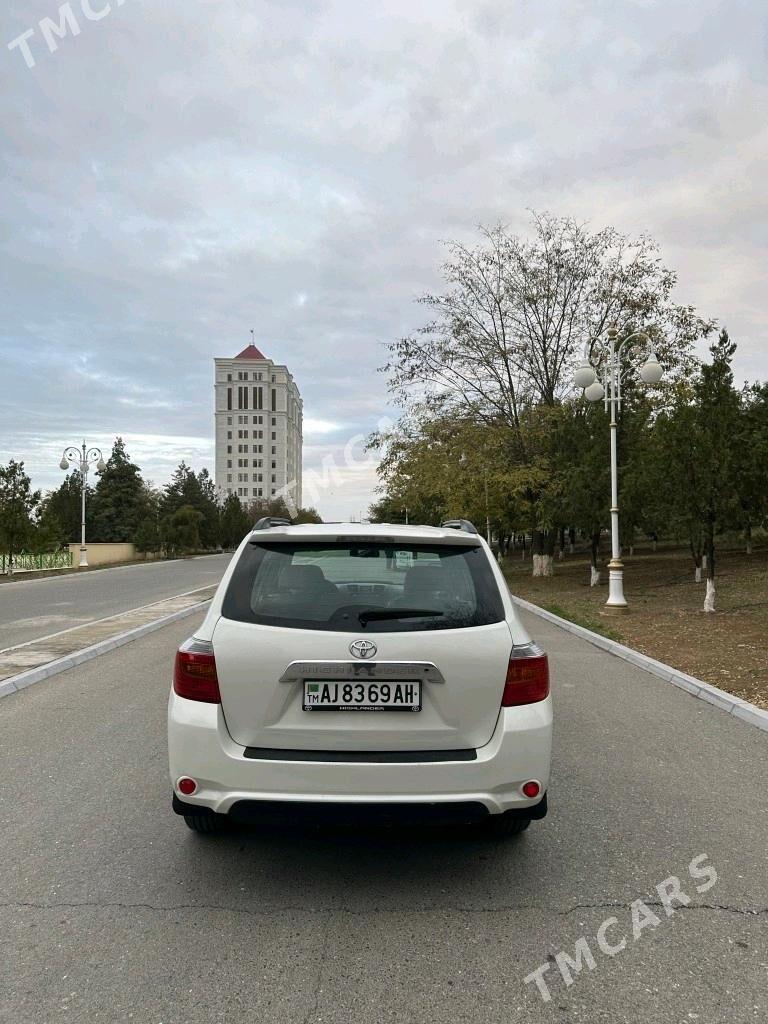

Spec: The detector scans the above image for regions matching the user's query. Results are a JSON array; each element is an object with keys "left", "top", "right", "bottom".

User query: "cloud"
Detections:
[{"left": 1, "top": 0, "right": 766, "bottom": 520}]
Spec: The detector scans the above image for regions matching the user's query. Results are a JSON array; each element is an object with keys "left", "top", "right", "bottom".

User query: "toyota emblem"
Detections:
[{"left": 350, "top": 639, "right": 377, "bottom": 660}]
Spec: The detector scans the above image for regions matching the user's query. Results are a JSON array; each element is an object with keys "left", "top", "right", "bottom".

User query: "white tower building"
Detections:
[{"left": 214, "top": 342, "right": 303, "bottom": 510}]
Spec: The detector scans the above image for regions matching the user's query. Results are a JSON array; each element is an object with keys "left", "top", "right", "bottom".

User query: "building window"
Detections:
[
  {"left": 227, "top": 416, "right": 232, "bottom": 425},
  {"left": 271, "top": 446, "right": 276, "bottom": 455},
  {"left": 226, "top": 445, "right": 232, "bottom": 454},
  {"left": 271, "top": 460, "right": 276, "bottom": 469},
  {"left": 271, "top": 389, "right": 276, "bottom": 410},
  {"left": 227, "top": 460, "right": 232, "bottom": 469},
  {"left": 227, "top": 388, "right": 232, "bottom": 411},
  {"left": 227, "top": 373, "right": 232, "bottom": 381},
  {"left": 271, "top": 417, "right": 276, "bottom": 426},
  {"left": 271, "top": 474, "right": 276, "bottom": 483},
  {"left": 271, "top": 431, "right": 276, "bottom": 440},
  {"left": 227, "top": 474, "right": 232, "bottom": 483},
  {"left": 271, "top": 374, "right": 276, "bottom": 383},
  {"left": 227, "top": 431, "right": 232, "bottom": 439}
]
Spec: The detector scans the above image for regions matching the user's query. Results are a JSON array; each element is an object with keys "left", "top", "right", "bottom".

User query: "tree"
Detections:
[
  {"left": 37, "top": 470, "right": 90, "bottom": 547},
  {"left": 655, "top": 330, "right": 741, "bottom": 611},
  {"left": 0, "top": 460, "right": 40, "bottom": 574},
  {"left": 219, "top": 494, "right": 251, "bottom": 549},
  {"left": 733, "top": 383, "right": 768, "bottom": 553},
  {"left": 134, "top": 517, "right": 161, "bottom": 557},
  {"left": 160, "top": 463, "right": 219, "bottom": 549},
  {"left": 380, "top": 214, "right": 712, "bottom": 576},
  {"left": 162, "top": 505, "right": 203, "bottom": 556},
  {"left": 293, "top": 506, "right": 323, "bottom": 524},
  {"left": 90, "top": 438, "right": 150, "bottom": 543}
]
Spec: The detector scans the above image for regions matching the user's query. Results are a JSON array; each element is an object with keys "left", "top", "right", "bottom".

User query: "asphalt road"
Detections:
[
  {"left": 0, "top": 553, "right": 233, "bottom": 650},
  {"left": 0, "top": 610, "right": 766, "bottom": 1023}
]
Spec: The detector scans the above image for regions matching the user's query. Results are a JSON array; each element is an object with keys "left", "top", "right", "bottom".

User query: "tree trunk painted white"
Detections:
[
  {"left": 541, "top": 554, "right": 554, "bottom": 577},
  {"left": 694, "top": 566, "right": 702, "bottom": 583},
  {"left": 590, "top": 566, "right": 600, "bottom": 587},
  {"left": 746, "top": 540, "right": 753, "bottom": 555},
  {"left": 702, "top": 554, "right": 708, "bottom": 570},
  {"left": 532, "top": 554, "right": 543, "bottom": 576},
  {"left": 704, "top": 578, "right": 716, "bottom": 612}
]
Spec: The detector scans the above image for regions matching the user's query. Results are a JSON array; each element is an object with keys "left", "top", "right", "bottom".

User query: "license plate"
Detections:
[{"left": 303, "top": 680, "right": 421, "bottom": 712}]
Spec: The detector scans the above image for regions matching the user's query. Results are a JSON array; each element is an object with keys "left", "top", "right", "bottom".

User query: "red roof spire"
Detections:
[{"left": 234, "top": 343, "right": 267, "bottom": 359}]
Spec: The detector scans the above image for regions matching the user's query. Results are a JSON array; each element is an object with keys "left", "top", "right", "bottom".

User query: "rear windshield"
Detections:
[{"left": 222, "top": 541, "right": 505, "bottom": 632}]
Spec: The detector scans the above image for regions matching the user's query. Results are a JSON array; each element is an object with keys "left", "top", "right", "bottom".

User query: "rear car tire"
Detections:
[
  {"left": 183, "top": 811, "right": 227, "bottom": 835},
  {"left": 483, "top": 812, "right": 531, "bottom": 838}
]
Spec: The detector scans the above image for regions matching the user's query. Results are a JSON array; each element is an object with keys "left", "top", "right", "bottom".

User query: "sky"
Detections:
[{"left": 2, "top": 0, "right": 766, "bottom": 520}]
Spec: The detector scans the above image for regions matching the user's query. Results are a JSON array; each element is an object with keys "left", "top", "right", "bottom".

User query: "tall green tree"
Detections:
[
  {"left": 38, "top": 470, "right": 91, "bottom": 545},
  {"left": 655, "top": 330, "right": 741, "bottom": 611},
  {"left": 734, "top": 382, "right": 768, "bottom": 553},
  {"left": 160, "top": 463, "right": 219, "bottom": 548},
  {"left": 219, "top": 494, "right": 251, "bottom": 549},
  {"left": 162, "top": 505, "right": 203, "bottom": 556},
  {"left": 90, "top": 438, "right": 150, "bottom": 543},
  {"left": 0, "top": 460, "right": 40, "bottom": 574}
]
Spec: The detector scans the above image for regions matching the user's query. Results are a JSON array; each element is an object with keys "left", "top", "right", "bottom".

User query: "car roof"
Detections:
[{"left": 247, "top": 522, "right": 482, "bottom": 545}]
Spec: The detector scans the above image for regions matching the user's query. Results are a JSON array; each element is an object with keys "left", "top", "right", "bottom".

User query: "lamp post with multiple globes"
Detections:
[
  {"left": 573, "top": 325, "right": 664, "bottom": 611},
  {"left": 59, "top": 442, "right": 106, "bottom": 568}
]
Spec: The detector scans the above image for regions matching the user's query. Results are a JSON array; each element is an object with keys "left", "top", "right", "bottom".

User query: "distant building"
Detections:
[{"left": 214, "top": 343, "right": 303, "bottom": 509}]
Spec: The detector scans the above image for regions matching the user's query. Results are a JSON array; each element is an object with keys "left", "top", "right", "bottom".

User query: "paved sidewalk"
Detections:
[{"left": 0, "top": 586, "right": 216, "bottom": 684}]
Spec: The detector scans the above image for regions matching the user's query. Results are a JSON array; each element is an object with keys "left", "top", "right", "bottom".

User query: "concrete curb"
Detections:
[
  {"left": 0, "top": 599, "right": 211, "bottom": 700},
  {"left": 511, "top": 595, "right": 768, "bottom": 734}
]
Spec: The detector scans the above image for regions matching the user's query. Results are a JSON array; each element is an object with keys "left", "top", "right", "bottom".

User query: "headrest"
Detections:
[
  {"left": 403, "top": 564, "right": 447, "bottom": 596},
  {"left": 280, "top": 564, "right": 329, "bottom": 589}
]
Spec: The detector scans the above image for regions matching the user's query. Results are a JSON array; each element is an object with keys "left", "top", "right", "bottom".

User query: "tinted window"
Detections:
[{"left": 222, "top": 542, "right": 504, "bottom": 632}]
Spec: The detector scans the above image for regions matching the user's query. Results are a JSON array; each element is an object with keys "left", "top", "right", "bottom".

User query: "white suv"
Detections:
[{"left": 168, "top": 518, "right": 552, "bottom": 837}]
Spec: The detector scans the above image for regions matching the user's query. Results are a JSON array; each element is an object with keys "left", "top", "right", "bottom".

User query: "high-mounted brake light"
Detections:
[
  {"left": 173, "top": 639, "right": 221, "bottom": 703},
  {"left": 502, "top": 647, "right": 549, "bottom": 707}
]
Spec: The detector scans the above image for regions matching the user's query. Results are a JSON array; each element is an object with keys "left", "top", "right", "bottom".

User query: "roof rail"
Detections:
[
  {"left": 441, "top": 519, "right": 478, "bottom": 535},
  {"left": 253, "top": 516, "right": 292, "bottom": 531}
]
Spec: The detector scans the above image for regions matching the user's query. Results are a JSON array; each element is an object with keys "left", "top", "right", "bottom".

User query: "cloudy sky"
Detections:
[{"left": 2, "top": 0, "right": 766, "bottom": 519}]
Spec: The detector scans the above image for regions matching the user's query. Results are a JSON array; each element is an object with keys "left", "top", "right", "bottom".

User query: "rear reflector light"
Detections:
[
  {"left": 522, "top": 780, "right": 541, "bottom": 798},
  {"left": 177, "top": 777, "right": 197, "bottom": 795},
  {"left": 174, "top": 639, "right": 221, "bottom": 703},
  {"left": 502, "top": 648, "right": 549, "bottom": 706}
]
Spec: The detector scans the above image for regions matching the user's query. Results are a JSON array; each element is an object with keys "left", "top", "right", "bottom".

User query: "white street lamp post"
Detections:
[
  {"left": 59, "top": 442, "right": 106, "bottom": 568},
  {"left": 574, "top": 325, "right": 664, "bottom": 612}
]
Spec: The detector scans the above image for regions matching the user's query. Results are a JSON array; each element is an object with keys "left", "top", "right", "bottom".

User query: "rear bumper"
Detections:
[{"left": 167, "top": 692, "right": 552, "bottom": 818}]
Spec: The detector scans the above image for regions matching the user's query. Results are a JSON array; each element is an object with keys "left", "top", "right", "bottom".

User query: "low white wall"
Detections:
[{"left": 68, "top": 542, "right": 136, "bottom": 566}]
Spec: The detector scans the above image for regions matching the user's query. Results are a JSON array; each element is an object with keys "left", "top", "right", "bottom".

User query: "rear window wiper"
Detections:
[{"left": 358, "top": 608, "right": 444, "bottom": 626}]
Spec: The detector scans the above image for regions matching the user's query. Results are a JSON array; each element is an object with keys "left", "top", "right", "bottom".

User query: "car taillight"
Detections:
[
  {"left": 502, "top": 647, "right": 549, "bottom": 706},
  {"left": 174, "top": 639, "right": 221, "bottom": 703}
]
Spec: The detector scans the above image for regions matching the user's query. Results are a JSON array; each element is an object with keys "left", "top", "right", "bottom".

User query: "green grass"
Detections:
[{"left": 535, "top": 601, "right": 625, "bottom": 643}]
